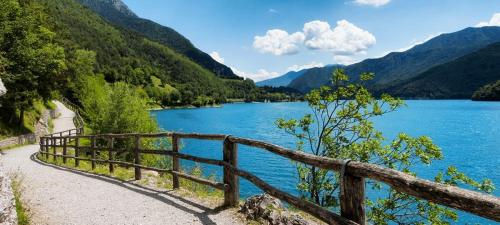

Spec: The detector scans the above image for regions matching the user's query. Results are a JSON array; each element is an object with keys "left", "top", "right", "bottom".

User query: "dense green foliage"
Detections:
[
  {"left": 0, "top": 0, "right": 294, "bottom": 135},
  {"left": 277, "top": 69, "right": 494, "bottom": 224},
  {"left": 77, "top": 76, "right": 158, "bottom": 134},
  {"left": 288, "top": 27, "right": 500, "bottom": 94},
  {"left": 472, "top": 80, "right": 500, "bottom": 101},
  {"left": 0, "top": 0, "right": 66, "bottom": 130},
  {"left": 77, "top": 0, "right": 239, "bottom": 79},
  {"left": 37, "top": 0, "right": 234, "bottom": 102},
  {"left": 380, "top": 42, "right": 500, "bottom": 99},
  {"left": 37, "top": 0, "right": 287, "bottom": 106}
]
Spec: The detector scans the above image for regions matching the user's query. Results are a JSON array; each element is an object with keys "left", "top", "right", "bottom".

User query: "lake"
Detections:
[{"left": 151, "top": 100, "right": 500, "bottom": 224}]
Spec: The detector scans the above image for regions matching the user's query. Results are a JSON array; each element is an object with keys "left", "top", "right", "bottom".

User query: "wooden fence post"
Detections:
[
  {"left": 223, "top": 136, "right": 239, "bottom": 207},
  {"left": 172, "top": 134, "right": 180, "bottom": 189},
  {"left": 109, "top": 137, "right": 114, "bottom": 174},
  {"left": 62, "top": 137, "right": 67, "bottom": 164},
  {"left": 46, "top": 138, "right": 50, "bottom": 160},
  {"left": 75, "top": 137, "right": 80, "bottom": 167},
  {"left": 340, "top": 161, "right": 366, "bottom": 225},
  {"left": 134, "top": 135, "right": 141, "bottom": 180},
  {"left": 91, "top": 136, "right": 96, "bottom": 170},
  {"left": 52, "top": 137, "right": 57, "bottom": 161},
  {"left": 40, "top": 138, "right": 45, "bottom": 159}
]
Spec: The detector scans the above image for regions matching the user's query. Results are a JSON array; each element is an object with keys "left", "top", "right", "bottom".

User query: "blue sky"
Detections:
[{"left": 122, "top": 0, "right": 500, "bottom": 81}]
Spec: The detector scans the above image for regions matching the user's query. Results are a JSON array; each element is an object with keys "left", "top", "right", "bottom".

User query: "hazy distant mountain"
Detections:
[
  {"left": 256, "top": 69, "right": 308, "bottom": 87},
  {"left": 379, "top": 41, "right": 500, "bottom": 99},
  {"left": 77, "top": 0, "right": 240, "bottom": 79},
  {"left": 288, "top": 65, "right": 344, "bottom": 93},
  {"left": 289, "top": 27, "right": 500, "bottom": 93}
]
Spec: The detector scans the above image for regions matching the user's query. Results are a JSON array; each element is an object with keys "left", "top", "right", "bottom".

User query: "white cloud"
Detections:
[
  {"left": 231, "top": 67, "right": 280, "bottom": 82},
  {"left": 287, "top": 61, "right": 325, "bottom": 72},
  {"left": 268, "top": 9, "right": 278, "bottom": 13},
  {"left": 303, "top": 20, "right": 376, "bottom": 55},
  {"left": 353, "top": 0, "right": 391, "bottom": 7},
  {"left": 253, "top": 29, "right": 305, "bottom": 55},
  {"left": 209, "top": 51, "right": 225, "bottom": 64},
  {"left": 476, "top": 13, "right": 500, "bottom": 27}
]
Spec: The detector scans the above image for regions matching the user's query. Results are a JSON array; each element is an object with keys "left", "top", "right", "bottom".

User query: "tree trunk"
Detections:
[{"left": 19, "top": 109, "right": 24, "bottom": 128}]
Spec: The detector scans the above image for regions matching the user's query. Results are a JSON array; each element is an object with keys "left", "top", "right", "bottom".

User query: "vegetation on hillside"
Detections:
[
  {"left": 277, "top": 69, "right": 494, "bottom": 224},
  {"left": 0, "top": 0, "right": 297, "bottom": 136},
  {"left": 288, "top": 27, "right": 500, "bottom": 95},
  {"left": 0, "top": 0, "right": 65, "bottom": 136},
  {"left": 39, "top": 0, "right": 294, "bottom": 106},
  {"left": 472, "top": 80, "right": 500, "bottom": 101},
  {"left": 77, "top": 0, "right": 240, "bottom": 79},
  {"left": 378, "top": 42, "right": 500, "bottom": 99}
]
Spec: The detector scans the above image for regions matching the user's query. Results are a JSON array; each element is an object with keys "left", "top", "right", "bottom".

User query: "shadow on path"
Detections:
[{"left": 30, "top": 153, "right": 233, "bottom": 225}]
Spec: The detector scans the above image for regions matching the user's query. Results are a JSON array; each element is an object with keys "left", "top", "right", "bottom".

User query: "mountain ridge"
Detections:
[
  {"left": 76, "top": 0, "right": 240, "bottom": 79},
  {"left": 256, "top": 69, "right": 308, "bottom": 87},
  {"left": 288, "top": 26, "right": 500, "bottom": 94},
  {"left": 378, "top": 41, "right": 500, "bottom": 99}
]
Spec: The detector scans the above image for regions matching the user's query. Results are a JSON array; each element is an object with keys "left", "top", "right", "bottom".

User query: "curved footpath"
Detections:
[{"left": 0, "top": 101, "right": 242, "bottom": 225}]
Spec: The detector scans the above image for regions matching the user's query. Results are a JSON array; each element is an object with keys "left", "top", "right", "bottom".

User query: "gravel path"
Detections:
[{"left": 0, "top": 101, "right": 243, "bottom": 225}]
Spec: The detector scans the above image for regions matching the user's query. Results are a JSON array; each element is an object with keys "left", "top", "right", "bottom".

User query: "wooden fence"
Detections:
[
  {"left": 60, "top": 97, "right": 84, "bottom": 130},
  {"left": 38, "top": 131, "right": 500, "bottom": 225}
]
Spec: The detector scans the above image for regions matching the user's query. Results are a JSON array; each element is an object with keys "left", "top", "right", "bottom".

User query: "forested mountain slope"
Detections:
[
  {"left": 472, "top": 80, "right": 500, "bottom": 101},
  {"left": 288, "top": 27, "right": 500, "bottom": 93},
  {"left": 76, "top": 0, "right": 240, "bottom": 79},
  {"left": 256, "top": 69, "right": 307, "bottom": 87},
  {"left": 36, "top": 0, "right": 240, "bottom": 103},
  {"left": 379, "top": 42, "right": 500, "bottom": 99},
  {"left": 288, "top": 66, "right": 342, "bottom": 93}
]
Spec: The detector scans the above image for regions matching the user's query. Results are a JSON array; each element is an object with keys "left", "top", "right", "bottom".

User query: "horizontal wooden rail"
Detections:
[
  {"left": 229, "top": 136, "right": 500, "bottom": 222},
  {"left": 38, "top": 131, "right": 500, "bottom": 224}
]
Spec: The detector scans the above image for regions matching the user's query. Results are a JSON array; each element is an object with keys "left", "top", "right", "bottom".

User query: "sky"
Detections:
[{"left": 122, "top": 0, "right": 500, "bottom": 81}]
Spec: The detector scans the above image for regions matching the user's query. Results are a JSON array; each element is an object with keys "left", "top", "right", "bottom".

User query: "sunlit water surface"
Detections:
[{"left": 151, "top": 100, "right": 500, "bottom": 224}]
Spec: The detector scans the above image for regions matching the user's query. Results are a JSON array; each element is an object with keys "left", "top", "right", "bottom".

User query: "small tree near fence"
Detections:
[{"left": 276, "top": 69, "right": 494, "bottom": 224}]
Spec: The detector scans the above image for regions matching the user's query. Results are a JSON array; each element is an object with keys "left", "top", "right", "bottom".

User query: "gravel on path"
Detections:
[{"left": 0, "top": 101, "right": 243, "bottom": 225}]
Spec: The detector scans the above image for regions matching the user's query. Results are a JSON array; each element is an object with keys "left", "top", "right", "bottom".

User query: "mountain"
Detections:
[
  {"left": 288, "top": 66, "right": 344, "bottom": 93},
  {"left": 288, "top": 27, "right": 500, "bottom": 93},
  {"left": 379, "top": 41, "right": 500, "bottom": 99},
  {"left": 76, "top": 0, "right": 240, "bottom": 79},
  {"left": 78, "top": 0, "right": 136, "bottom": 17},
  {"left": 256, "top": 69, "right": 308, "bottom": 87},
  {"left": 36, "top": 0, "right": 249, "bottom": 104}
]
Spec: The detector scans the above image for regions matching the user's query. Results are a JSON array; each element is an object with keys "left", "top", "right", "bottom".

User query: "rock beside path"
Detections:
[
  {"left": 240, "top": 194, "right": 309, "bottom": 225},
  {"left": 0, "top": 164, "right": 17, "bottom": 225}
]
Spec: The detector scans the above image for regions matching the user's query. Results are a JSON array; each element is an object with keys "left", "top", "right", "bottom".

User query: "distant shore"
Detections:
[{"left": 148, "top": 100, "right": 304, "bottom": 111}]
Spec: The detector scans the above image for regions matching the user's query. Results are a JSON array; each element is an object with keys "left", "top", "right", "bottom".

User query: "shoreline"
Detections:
[{"left": 148, "top": 100, "right": 304, "bottom": 111}]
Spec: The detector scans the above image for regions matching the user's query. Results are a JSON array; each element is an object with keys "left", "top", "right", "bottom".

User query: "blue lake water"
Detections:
[{"left": 151, "top": 100, "right": 500, "bottom": 224}]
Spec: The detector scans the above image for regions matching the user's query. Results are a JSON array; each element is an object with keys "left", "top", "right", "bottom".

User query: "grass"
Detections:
[
  {"left": 48, "top": 117, "right": 54, "bottom": 133},
  {"left": 0, "top": 100, "right": 53, "bottom": 140},
  {"left": 10, "top": 172, "right": 30, "bottom": 225},
  {"left": 0, "top": 143, "right": 27, "bottom": 152}
]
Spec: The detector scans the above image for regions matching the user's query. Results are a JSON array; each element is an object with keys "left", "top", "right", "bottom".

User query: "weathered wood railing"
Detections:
[
  {"left": 38, "top": 132, "right": 500, "bottom": 225},
  {"left": 60, "top": 97, "right": 84, "bottom": 130}
]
